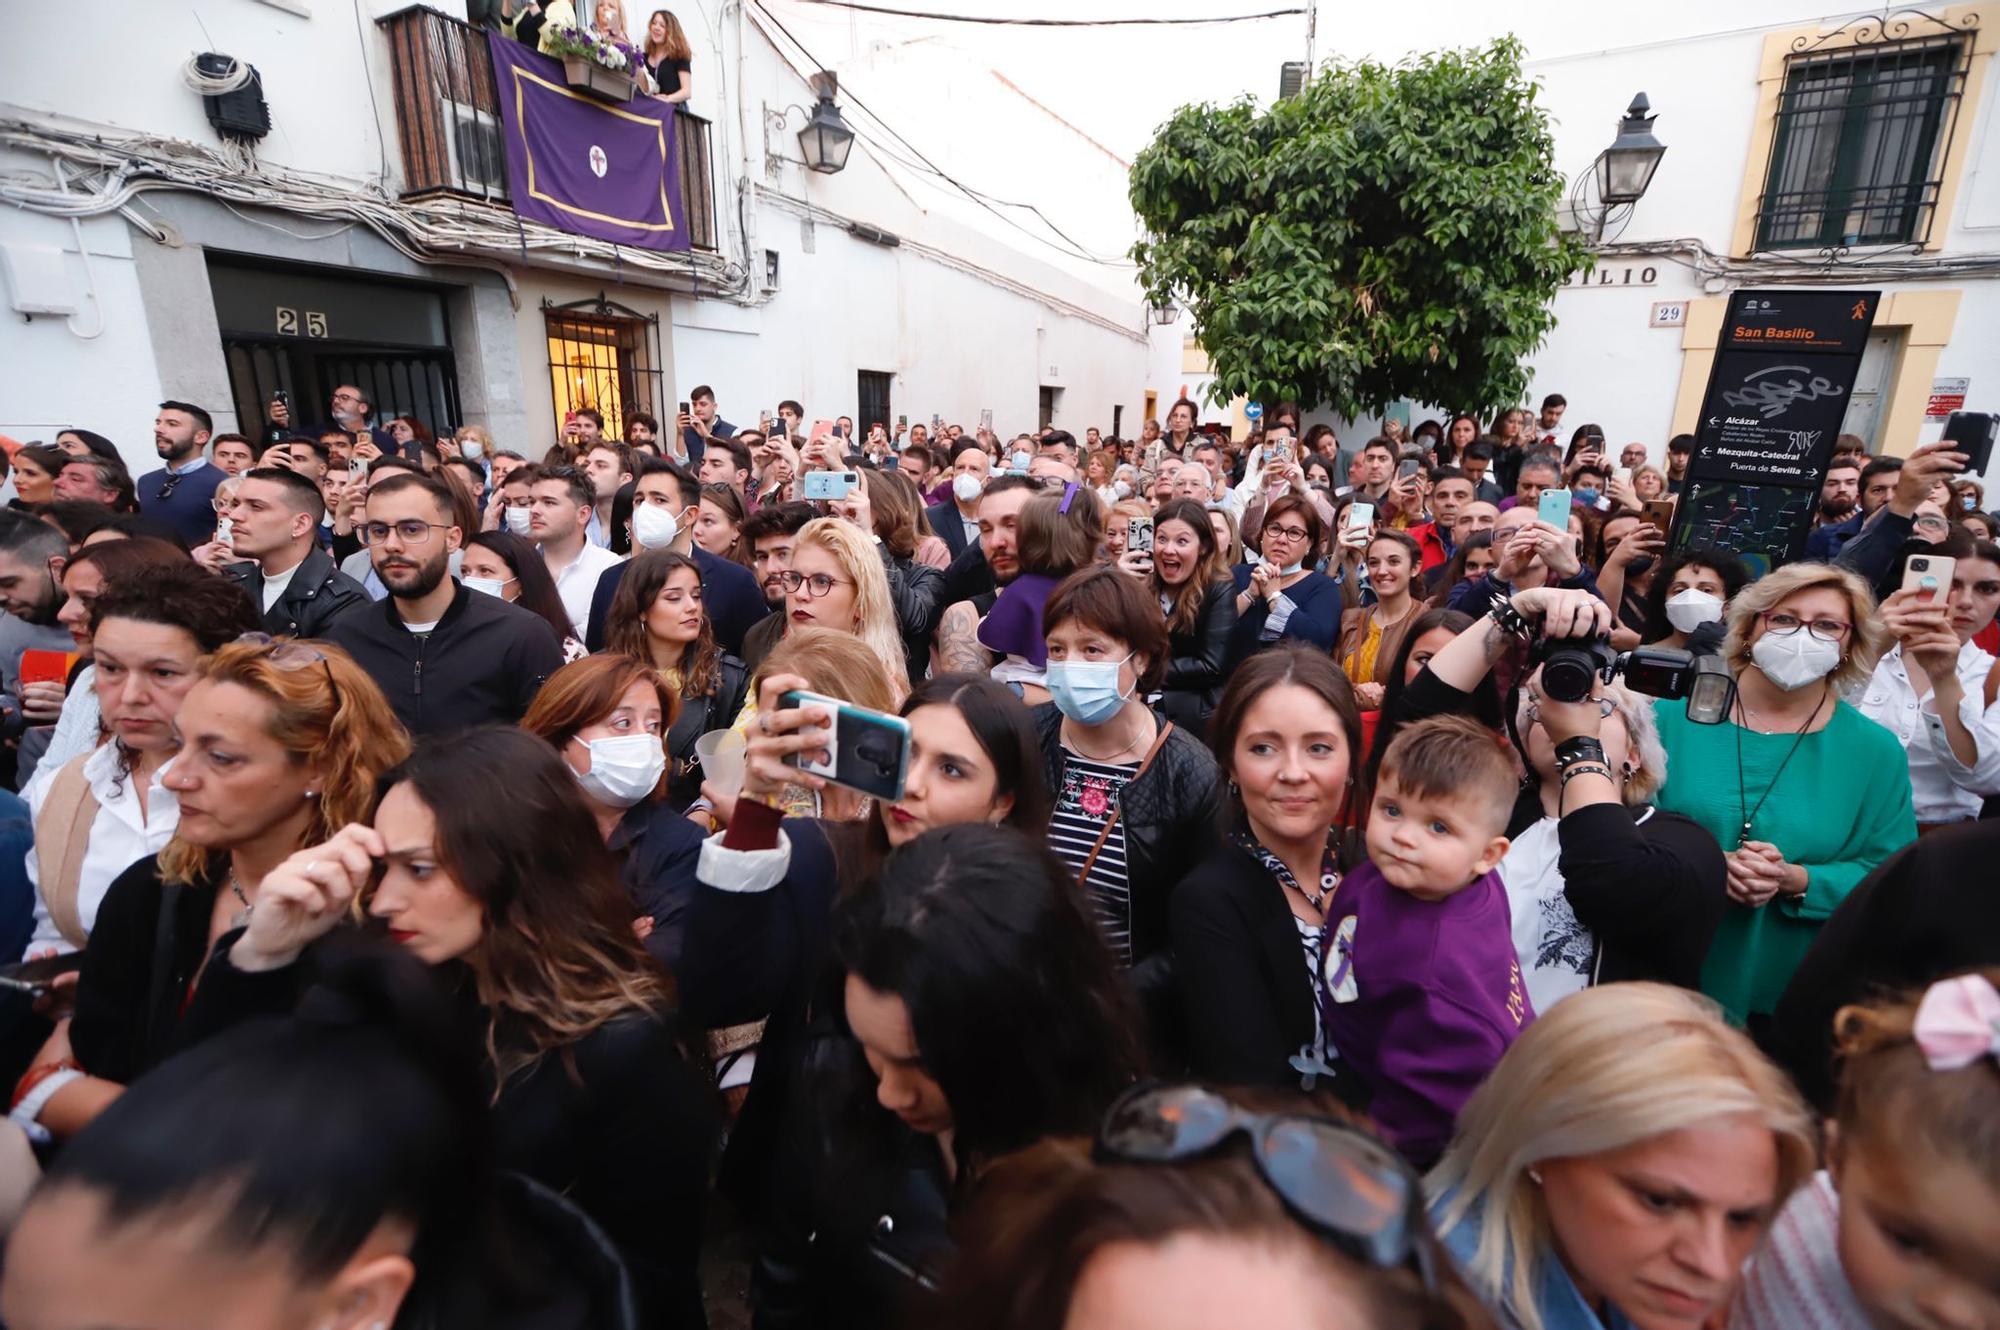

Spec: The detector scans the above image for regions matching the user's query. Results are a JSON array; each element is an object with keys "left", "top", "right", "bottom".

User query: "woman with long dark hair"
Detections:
[
  {"left": 755, "top": 823, "right": 1143, "bottom": 1327},
  {"left": 461, "top": 529, "right": 586, "bottom": 661},
  {"left": 1427, "top": 531, "right": 1496, "bottom": 609},
  {"left": 643, "top": 8, "right": 694, "bottom": 104},
  {"left": 218, "top": 727, "right": 718, "bottom": 1329},
  {"left": 605, "top": 547, "right": 750, "bottom": 808},
  {"left": 1171, "top": 648, "right": 1363, "bottom": 1090},
  {"left": 1141, "top": 497, "right": 1235, "bottom": 730}
]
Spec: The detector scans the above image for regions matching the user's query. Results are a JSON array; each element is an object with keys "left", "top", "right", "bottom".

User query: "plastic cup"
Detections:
[{"left": 694, "top": 729, "right": 747, "bottom": 797}]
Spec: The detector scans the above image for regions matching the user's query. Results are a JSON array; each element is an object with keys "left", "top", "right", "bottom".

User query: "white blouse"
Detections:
[
  {"left": 22, "top": 742, "right": 180, "bottom": 956},
  {"left": 1856, "top": 640, "right": 2000, "bottom": 824}
]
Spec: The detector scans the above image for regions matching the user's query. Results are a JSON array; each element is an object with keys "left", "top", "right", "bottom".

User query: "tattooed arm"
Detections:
[{"left": 935, "top": 600, "right": 994, "bottom": 676}]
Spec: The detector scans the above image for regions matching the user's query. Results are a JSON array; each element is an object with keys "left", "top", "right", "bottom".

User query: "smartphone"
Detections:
[
  {"left": 1270, "top": 439, "right": 1293, "bottom": 464},
  {"left": 1902, "top": 553, "right": 1955, "bottom": 602},
  {"left": 677, "top": 401, "right": 690, "bottom": 416},
  {"left": 1396, "top": 456, "right": 1422, "bottom": 480},
  {"left": 979, "top": 408, "right": 993, "bottom": 432},
  {"left": 802, "top": 470, "right": 859, "bottom": 501},
  {"left": 0, "top": 952, "right": 83, "bottom": 997},
  {"left": 931, "top": 414, "right": 943, "bottom": 434},
  {"left": 19, "top": 649, "right": 75, "bottom": 689},
  {"left": 810, "top": 418, "right": 834, "bottom": 442},
  {"left": 832, "top": 421, "right": 846, "bottom": 440},
  {"left": 1537, "top": 488, "right": 1573, "bottom": 526},
  {"left": 216, "top": 517, "right": 235, "bottom": 546},
  {"left": 897, "top": 414, "right": 908, "bottom": 432},
  {"left": 1640, "top": 498, "right": 1677, "bottom": 538},
  {"left": 1127, "top": 516, "right": 1154, "bottom": 554},
  {"left": 1944, "top": 411, "right": 1996, "bottom": 475},
  {"left": 274, "top": 388, "right": 290, "bottom": 409},
  {"left": 1147, "top": 441, "right": 1165, "bottom": 470},
  {"left": 1345, "top": 502, "right": 1374, "bottom": 533},
  {"left": 778, "top": 689, "right": 912, "bottom": 802}
]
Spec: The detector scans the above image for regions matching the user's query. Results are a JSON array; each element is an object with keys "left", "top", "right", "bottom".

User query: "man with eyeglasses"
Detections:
[
  {"left": 215, "top": 467, "right": 369, "bottom": 638},
  {"left": 312, "top": 385, "right": 395, "bottom": 458},
  {"left": 1445, "top": 502, "right": 1603, "bottom": 616},
  {"left": 527, "top": 467, "right": 625, "bottom": 638},
  {"left": 326, "top": 472, "right": 562, "bottom": 735},
  {"left": 137, "top": 401, "right": 226, "bottom": 548}
]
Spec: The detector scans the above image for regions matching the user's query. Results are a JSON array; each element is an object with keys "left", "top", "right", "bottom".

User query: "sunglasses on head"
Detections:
[{"left": 1095, "top": 1083, "right": 1440, "bottom": 1288}]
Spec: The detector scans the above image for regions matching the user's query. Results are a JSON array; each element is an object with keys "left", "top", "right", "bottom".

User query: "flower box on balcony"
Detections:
[{"left": 561, "top": 56, "right": 635, "bottom": 103}]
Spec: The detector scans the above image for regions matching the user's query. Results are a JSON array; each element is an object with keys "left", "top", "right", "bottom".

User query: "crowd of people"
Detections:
[{"left": 0, "top": 380, "right": 1992, "bottom": 1330}]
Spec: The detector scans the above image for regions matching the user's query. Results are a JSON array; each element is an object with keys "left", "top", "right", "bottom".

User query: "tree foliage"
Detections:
[{"left": 1129, "top": 38, "right": 1590, "bottom": 417}]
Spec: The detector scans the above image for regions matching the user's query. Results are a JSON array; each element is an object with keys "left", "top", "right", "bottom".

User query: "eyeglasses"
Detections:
[
  {"left": 778, "top": 570, "right": 853, "bottom": 598},
  {"left": 1096, "top": 1084, "right": 1439, "bottom": 1288},
  {"left": 156, "top": 474, "right": 184, "bottom": 501},
  {"left": 359, "top": 519, "right": 452, "bottom": 546},
  {"left": 235, "top": 632, "right": 342, "bottom": 713},
  {"left": 211, "top": 496, "right": 237, "bottom": 514},
  {"left": 1760, "top": 611, "right": 1850, "bottom": 641},
  {"left": 1265, "top": 524, "right": 1311, "bottom": 543}
]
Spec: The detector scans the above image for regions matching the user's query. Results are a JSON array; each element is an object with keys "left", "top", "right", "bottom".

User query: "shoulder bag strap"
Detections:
[
  {"left": 33, "top": 754, "right": 99, "bottom": 949},
  {"left": 1074, "top": 721, "right": 1175, "bottom": 888}
]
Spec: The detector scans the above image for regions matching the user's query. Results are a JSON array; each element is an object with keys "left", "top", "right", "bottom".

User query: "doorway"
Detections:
[{"left": 858, "top": 370, "right": 893, "bottom": 437}]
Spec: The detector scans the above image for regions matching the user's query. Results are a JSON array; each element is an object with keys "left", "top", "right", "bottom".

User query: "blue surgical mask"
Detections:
[
  {"left": 1045, "top": 655, "right": 1132, "bottom": 726},
  {"left": 1573, "top": 486, "right": 1600, "bottom": 506},
  {"left": 1278, "top": 560, "right": 1305, "bottom": 576}
]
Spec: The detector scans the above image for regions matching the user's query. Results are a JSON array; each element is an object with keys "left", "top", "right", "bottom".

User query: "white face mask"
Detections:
[
  {"left": 1664, "top": 588, "right": 1724, "bottom": 633},
  {"left": 458, "top": 438, "right": 484, "bottom": 459},
  {"left": 574, "top": 733, "right": 666, "bottom": 808},
  {"left": 1751, "top": 627, "right": 1842, "bottom": 691},
  {"left": 463, "top": 576, "right": 508, "bottom": 599},
  {"left": 503, "top": 506, "right": 533, "bottom": 537},
  {"left": 952, "top": 472, "right": 984, "bottom": 504},
  {"left": 1111, "top": 479, "right": 1131, "bottom": 499},
  {"left": 632, "top": 501, "right": 680, "bottom": 550}
]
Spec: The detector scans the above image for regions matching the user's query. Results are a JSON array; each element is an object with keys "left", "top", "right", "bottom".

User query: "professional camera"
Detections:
[{"left": 1529, "top": 637, "right": 1735, "bottom": 725}]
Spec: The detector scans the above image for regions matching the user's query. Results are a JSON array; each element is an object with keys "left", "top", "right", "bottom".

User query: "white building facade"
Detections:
[
  {"left": 0, "top": 0, "right": 1150, "bottom": 472},
  {"left": 1160, "top": 4, "right": 1997, "bottom": 476}
]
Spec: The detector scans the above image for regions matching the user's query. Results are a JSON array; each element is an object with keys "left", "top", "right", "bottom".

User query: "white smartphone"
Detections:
[
  {"left": 1902, "top": 553, "right": 1955, "bottom": 602},
  {"left": 1345, "top": 502, "right": 1374, "bottom": 533}
]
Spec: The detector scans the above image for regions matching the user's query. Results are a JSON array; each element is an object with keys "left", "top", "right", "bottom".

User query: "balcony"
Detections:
[{"left": 376, "top": 5, "right": 718, "bottom": 252}]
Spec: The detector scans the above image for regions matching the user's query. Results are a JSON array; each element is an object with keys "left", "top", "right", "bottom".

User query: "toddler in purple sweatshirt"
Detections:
[{"left": 1318, "top": 716, "right": 1533, "bottom": 1166}]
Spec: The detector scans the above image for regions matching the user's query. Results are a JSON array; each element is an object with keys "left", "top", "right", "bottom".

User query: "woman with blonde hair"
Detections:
[
  {"left": 642, "top": 7, "right": 693, "bottom": 103},
  {"left": 26, "top": 636, "right": 409, "bottom": 1141},
  {"left": 1407, "top": 583, "right": 1729, "bottom": 1013},
  {"left": 1104, "top": 496, "right": 1150, "bottom": 560},
  {"left": 778, "top": 516, "right": 909, "bottom": 704},
  {"left": 1650, "top": 560, "right": 1913, "bottom": 1025},
  {"left": 1429, "top": 982, "right": 1817, "bottom": 1330}
]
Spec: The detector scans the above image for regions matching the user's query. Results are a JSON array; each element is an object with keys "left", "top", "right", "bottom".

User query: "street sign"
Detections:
[
  {"left": 1670, "top": 289, "right": 1880, "bottom": 575},
  {"left": 1649, "top": 301, "right": 1686, "bottom": 328},
  {"left": 1927, "top": 377, "right": 1970, "bottom": 421}
]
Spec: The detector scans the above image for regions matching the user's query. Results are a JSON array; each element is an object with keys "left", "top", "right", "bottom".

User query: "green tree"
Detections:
[{"left": 1129, "top": 38, "right": 1590, "bottom": 418}]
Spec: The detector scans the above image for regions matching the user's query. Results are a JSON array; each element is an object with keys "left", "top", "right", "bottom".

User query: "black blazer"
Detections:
[
  {"left": 924, "top": 499, "right": 974, "bottom": 559},
  {"left": 1160, "top": 579, "right": 1237, "bottom": 731},
  {"left": 1170, "top": 840, "right": 1317, "bottom": 1089}
]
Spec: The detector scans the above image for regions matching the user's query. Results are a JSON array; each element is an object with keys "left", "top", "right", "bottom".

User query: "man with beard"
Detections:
[
  {"left": 136, "top": 402, "right": 225, "bottom": 547},
  {"left": 933, "top": 475, "right": 1040, "bottom": 675},
  {"left": 0, "top": 511, "right": 84, "bottom": 755},
  {"left": 1807, "top": 455, "right": 1902, "bottom": 561},
  {"left": 1815, "top": 458, "right": 1861, "bottom": 529},
  {"left": 326, "top": 472, "right": 561, "bottom": 735},
  {"left": 734, "top": 501, "right": 815, "bottom": 674}
]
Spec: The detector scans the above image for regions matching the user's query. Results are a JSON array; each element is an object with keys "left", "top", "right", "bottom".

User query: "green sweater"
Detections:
[{"left": 1651, "top": 698, "right": 1915, "bottom": 1023}]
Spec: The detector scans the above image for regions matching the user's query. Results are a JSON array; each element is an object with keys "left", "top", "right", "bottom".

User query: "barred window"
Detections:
[{"left": 1755, "top": 33, "right": 1969, "bottom": 250}]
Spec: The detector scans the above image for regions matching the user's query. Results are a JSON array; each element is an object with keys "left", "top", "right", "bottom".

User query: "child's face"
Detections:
[
  {"left": 1834, "top": 1130, "right": 2000, "bottom": 1330},
  {"left": 1365, "top": 774, "right": 1510, "bottom": 900}
]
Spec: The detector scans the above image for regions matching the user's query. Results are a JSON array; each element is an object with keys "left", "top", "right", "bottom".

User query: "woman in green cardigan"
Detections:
[{"left": 1651, "top": 561, "right": 1915, "bottom": 1025}]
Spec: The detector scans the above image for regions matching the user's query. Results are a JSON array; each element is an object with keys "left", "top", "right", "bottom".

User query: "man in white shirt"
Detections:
[
  {"left": 213, "top": 466, "right": 370, "bottom": 637},
  {"left": 531, "top": 465, "right": 624, "bottom": 637}
]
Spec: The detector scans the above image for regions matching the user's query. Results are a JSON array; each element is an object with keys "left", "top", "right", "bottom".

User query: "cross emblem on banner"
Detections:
[{"left": 588, "top": 144, "right": 608, "bottom": 178}]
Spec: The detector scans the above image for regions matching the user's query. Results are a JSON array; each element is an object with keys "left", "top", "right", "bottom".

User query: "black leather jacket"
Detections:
[
  {"left": 225, "top": 545, "right": 372, "bottom": 640},
  {"left": 880, "top": 550, "right": 945, "bottom": 687},
  {"left": 1160, "top": 579, "right": 1237, "bottom": 732},
  {"left": 1033, "top": 703, "right": 1222, "bottom": 1054}
]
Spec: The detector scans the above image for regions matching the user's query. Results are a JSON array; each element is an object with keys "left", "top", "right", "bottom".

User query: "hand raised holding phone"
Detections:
[{"left": 741, "top": 674, "right": 830, "bottom": 801}]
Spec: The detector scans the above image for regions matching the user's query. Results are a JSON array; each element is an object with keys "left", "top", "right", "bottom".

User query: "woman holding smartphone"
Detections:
[{"left": 1227, "top": 494, "right": 1341, "bottom": 668}]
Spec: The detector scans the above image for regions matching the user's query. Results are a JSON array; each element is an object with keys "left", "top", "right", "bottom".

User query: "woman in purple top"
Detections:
[{"left": 1319, "top": 716, "right": 1531, "bottom": 1167}]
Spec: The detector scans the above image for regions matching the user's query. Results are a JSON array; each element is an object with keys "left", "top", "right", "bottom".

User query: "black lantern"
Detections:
[
  {"left": 1595, "top": 93, "right": 1666, "bottom": 207},
  {"left": 798, "top": 71, "right": 855, "bottom": 175}
]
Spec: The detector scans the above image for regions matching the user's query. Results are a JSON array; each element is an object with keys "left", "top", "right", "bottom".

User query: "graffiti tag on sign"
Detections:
[{"left": 1721, "top": 366, "right": 1845, "bottom": 421}]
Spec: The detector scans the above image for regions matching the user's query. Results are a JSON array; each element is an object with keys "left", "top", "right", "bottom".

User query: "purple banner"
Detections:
[{"left": 488, "top": 34, "right": 690, "bottom": 253}]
